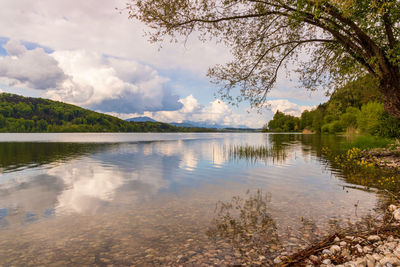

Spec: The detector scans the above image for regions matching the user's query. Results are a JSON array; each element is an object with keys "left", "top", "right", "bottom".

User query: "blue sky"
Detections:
[{"left": 0, "top": 0, "right": 327, "bottom": 128}]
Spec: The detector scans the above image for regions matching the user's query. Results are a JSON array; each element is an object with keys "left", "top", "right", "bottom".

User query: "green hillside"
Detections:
[
  {"left": 0, "top": 93, "right": 215, "bottom": 133},
  {"left": 264, "top": 75, "right": 400, "bottom": 138}
]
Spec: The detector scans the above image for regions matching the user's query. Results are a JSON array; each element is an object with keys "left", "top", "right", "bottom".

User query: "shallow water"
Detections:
[{"left": 0, "top": 133, "right": 386, "bottom": 266}]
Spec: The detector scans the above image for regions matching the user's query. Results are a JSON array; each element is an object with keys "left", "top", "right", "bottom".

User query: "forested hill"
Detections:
[
  {"left": 0, "top": 93, "right": 216, "bottom": 133},
  {"left": 265, "top": 75, "right": 400, "bottom": 138}
]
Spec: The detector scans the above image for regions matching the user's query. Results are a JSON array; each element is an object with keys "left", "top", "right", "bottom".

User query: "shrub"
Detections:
[
  {"left": 357, "top": 102, "right": 385, "bottom": 135},
  {"left": 324, "top": 114, "right": 336, "bottom": 124},
  {"left": 321, "top": 123, "right": 330, "bottom": 133},
  {"left": 375, "top": 112, "right": 400, "bottom": 138},
  {"left": 329, "top": 121, "right": 343, "bottom": 133},
  {"left": 340, "top": 112, "right": 358, "bottom": 128}
]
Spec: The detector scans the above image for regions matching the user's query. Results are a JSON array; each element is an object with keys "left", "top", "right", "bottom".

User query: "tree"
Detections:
[
  {"left": 126, "top": 0, "right": 400, "bottom": 118},
  {"left": 357, "top": 101, "right": 385, "bottom": 134}
]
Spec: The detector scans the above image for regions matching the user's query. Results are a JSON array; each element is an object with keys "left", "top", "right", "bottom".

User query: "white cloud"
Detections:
[
  {"left": 0, "top": 40, "right": 66, "bottom": 89},
  {"left": 0, "top": 40, "right": 182, "bottom": 113},
  {"left": 0, "top": 2, "right": 324, "bottom": 126},
  {"left": 108, "top": 94, "right": 269, "bottom": 128},
  {"left": 267, "top": 99, "right": 314, "bottom": 116},
  {"left": 0, "top": 0, "right": 230, "bottom": 74},
  {"left": 45, "top": 49, "right": 182, "bottom": 113}
]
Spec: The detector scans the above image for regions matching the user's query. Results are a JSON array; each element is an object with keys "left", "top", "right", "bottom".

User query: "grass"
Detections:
[
  {"left": 227, "top": 144, "right": 287, "bottom": 163},
  {"left": 346, "top": 135, "right": 394, "bottom": 150}
]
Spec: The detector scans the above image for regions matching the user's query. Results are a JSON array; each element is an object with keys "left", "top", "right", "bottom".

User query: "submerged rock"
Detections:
[
  {"left": 367, "top": 235, "right": 381, "bottom": 242},
  {"left": 322, "top": 249, "right": 332, "bottom": 256},
  {"left": 393, "top": 209, "right": 400, "bottom": 221},
  {"left": 330, "top": 245, "right": 341, "bottom": 254}
]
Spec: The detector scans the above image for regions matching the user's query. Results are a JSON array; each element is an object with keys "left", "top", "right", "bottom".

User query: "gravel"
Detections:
[{"left": 297, "top": 204, "right": 400, "bottom": 267}]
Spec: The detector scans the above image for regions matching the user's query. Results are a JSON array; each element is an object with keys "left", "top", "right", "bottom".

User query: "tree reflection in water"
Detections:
[{"left": 207, "top": 190, "right": 280, "bottom": 262}]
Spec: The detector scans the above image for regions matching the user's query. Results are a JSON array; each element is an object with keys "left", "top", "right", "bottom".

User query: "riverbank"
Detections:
[
  {"left": 273, "top": 143, "right": 400, "bottom": 266},
  {"left": 277, "top": 204, "right": 400, "bottom": 266},
  {"left": 366, "top": 148, "right": 400, "bottom": 170}
]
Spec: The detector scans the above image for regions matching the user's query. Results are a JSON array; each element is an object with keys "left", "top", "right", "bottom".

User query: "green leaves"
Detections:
[{"left": 127, "top": 0, "right": 400, "bottom": 116}]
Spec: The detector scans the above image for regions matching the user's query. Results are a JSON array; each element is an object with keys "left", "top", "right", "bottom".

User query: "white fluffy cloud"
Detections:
[
  {"left": 0, "top": 40, "right": 182, "bottom": 113},
  {"left": 0, "top": 0, "right": 230, "bottom": 74},
  {"left": 0, "top": 1, "right": 322, "bottom": 126},
  {"left": 267, "top": 99, "right": 314, "bottom": 116},
  {"left": 109, "top": 94, "right": 269, "bottom": 128},
  {"left": 0, "top": 40, "right": 66, "bottom": 89},
  {"left": 44, "top": 49, "right": 182, "bottom": 113}
]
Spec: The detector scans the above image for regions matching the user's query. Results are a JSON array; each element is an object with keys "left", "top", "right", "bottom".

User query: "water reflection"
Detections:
[
  {"left": 0, "top": 142, "right": 107, "bottom": 173},
  {"left": 0, "top": 133, "right": 388, "bottom": 266}
]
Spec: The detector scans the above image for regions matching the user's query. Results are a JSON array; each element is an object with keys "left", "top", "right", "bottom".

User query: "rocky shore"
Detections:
[
  {"left": 365, "top": 147, "right": 400, "bottom": 170},
  {"left": 276, "top": 204, "right": 400, "bottom": 266}
]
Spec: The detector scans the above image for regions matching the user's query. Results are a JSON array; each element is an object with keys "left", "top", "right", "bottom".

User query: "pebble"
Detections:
[
  {"left": 330, "top": 245, "right": 341, "bottom": 254},
  {"left": 322, "top": 249, "right": 333, "bottom": 255},
  {"left": 365, "top": 254, "right": 375, "bottom": 267},
  {"left": 273, "top": 256, "right": 282, "bottom": 264},
  {"left": 293, "top": 208, "right": 400, "bottom": 267},
  {"left": 392, "top": 209, "right": 400, "bottom": 221},
  {"left": 355, "top": 257, "right": 367, "bottom": 266},
  {"left": 367, "top": 235, "right": 381, "bottom": 242},
  {"left": 322, "top": 258, "right": 331, "bottom": 264},
  {"left": 363, "top": 246, "right": 373, "bottom": 253}
]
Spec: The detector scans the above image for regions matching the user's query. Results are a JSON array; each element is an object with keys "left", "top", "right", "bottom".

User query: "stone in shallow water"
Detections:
[
  {"left": 367, "top": 235, "right": 381, "bottom": 242},
  {"left": 273, "top": 256, "right": 282, "bottom": 264},
  {"left": 322, "top": 258, "right": 331, "bottom": 264},
  {"left": 355, "top": 257, "right": 367, "bottom": 267},
  {"left": 365, "top": 254, "right": 375, "bottom": 267},
  {"left": 363, "top": 246, "right": 373, "bottom": 253},
  {"left": 330, "top": 245, "right": 341, "bottom": 254},
  {"left": 322, "top": 249, "right": 332, "bottom": 255},
  {"left": 393, "top": 209, "right": 400, "bottom": 221}
]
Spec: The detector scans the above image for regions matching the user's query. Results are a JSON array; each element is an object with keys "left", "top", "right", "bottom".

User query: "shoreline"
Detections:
[
  {"left": 276, "top": 147, "right": 400, "bottom": 266},
  {"left": 278, "top": 204, "right": 400, "bottom": 266}
]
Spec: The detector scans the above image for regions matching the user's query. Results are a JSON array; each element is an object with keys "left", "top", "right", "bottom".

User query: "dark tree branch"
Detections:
[{"left": 383, "top": 13, "right": 396, "bottom": 49}]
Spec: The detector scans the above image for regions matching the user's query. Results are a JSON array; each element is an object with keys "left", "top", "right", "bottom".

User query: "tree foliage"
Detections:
[
  {"left": 0, "top": 93, "right": 220, "bottom": 133},
  {"left": 267, "top": 111, "right": 300, "bottom": 132},
  {"left": 263, "top": 75, "right": 400, "bottom": 137},
  {"left": 126, "top": 0, "right": 400, "bottom": 118}
]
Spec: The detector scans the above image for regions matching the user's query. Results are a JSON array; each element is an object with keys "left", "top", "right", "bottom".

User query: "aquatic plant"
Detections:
[
  {"left": 226, "top": 144, "right": 287, "bottom": 163},
  {"left": 206, "top": 190, "right": 279, "bottom": 257},
  {"left": 321, "top": 147, "right": 400, "bottom": 192}
]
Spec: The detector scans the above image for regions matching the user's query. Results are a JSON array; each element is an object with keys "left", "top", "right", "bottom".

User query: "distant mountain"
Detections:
[
  {"left": 126, "top": 116, "right": 157, "bottom": 122},
  {"left": 171, "top": 120, "right": 250, "bottom": 129}
]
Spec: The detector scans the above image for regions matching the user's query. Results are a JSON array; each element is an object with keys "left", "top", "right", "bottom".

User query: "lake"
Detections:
[{"left": 0, "top": 133, "right": 386, "bottom": 266}]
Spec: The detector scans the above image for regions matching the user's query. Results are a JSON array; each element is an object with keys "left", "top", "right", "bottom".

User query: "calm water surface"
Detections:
[{"left": 0, "top": 133, "right": 385, "bottom": 266}]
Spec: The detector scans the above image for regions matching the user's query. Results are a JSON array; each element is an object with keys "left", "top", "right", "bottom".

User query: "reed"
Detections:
[{"left": 227, "top": 144, "right": 287, "bottom": 163}]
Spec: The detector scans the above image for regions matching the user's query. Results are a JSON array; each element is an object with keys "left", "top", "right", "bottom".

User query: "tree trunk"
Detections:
[{"left": 380, "top": 80, "right": 400, "bottom": 119}]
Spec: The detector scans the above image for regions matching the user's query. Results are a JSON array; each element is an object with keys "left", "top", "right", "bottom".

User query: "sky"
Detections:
[{"left": 0, "top": 0, "right": 328, "bottom": 128}]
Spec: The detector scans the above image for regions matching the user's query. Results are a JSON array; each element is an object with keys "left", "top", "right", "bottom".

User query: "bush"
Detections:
[
  {"left": 375, "top": 112, "right": 400, "bottom": 138},
  {"left": 329, "top": 121, "right": 343, "bottom": 133},
  {"left": 321, "top": 123, "right": 330, "bottom": 133},
  {"left": 324, "top": 114, "right": 336, "bottom": 124},
  {"left": 340, "top": 112, "right": 358, "bottom": 128},
  {"left": 357, "top": 102, "right": 385, "bottom": 135}
]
